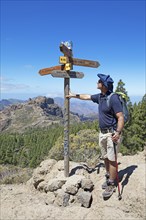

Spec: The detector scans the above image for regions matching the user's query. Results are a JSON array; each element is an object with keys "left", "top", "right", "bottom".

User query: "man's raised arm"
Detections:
[{"left": 66, "top": 91, "right": 91, "bottom": 100}]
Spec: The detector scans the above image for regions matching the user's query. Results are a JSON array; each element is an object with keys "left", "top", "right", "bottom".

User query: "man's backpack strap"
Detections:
[{"left": 106, "top": 92, "right": 115, "bottom": 108}]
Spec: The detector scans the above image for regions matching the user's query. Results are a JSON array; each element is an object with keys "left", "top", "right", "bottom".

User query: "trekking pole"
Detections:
[{"left": 113, "top": 141, "right": 122, "bottom": 200}]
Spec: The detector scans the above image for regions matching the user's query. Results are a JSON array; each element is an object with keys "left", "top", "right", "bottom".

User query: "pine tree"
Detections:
[
  {"left": 115, "top": 79, "right": 130, "bottom": 102},
  {"left": 114, "top": 79, "right": 133, "bottom": 153},
  {"left": 121, "top": 94, "right": 146, "bottom": 154}
]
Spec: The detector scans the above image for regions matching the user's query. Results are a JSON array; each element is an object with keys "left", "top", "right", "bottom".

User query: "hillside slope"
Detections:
[{"left": 1, "top": 150, "right": 145, "bottom": 220}]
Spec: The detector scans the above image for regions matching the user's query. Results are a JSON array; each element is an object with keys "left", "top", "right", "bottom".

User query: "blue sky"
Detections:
[{"left": 1, "top": 0, "right": 145, "bottom": 102}]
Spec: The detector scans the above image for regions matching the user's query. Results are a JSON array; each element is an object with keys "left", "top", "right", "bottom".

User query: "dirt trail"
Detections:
[{"left": 1, "top": 151, "right": 145, "bottom": 220}]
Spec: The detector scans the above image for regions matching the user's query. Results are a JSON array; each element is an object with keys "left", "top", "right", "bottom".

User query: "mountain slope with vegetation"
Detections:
[
  {"left": 0, "top": 121, "right": 99, "bottom": 169},
  {"left": 0, "top": 93, "right": 146, "bottom": 170}
]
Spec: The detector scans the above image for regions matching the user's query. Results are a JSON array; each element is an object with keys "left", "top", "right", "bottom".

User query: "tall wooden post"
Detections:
[
  {"left": 64, "top": 75, "right": 70, "bottom": 177},
  {"left": 38, "top": 41, "right": 100, "bottom": 177}
]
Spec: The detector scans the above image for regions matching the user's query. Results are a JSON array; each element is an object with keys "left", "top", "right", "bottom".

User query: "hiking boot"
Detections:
[
  {"left": 102, "top": 181, "right": 108, "bottom": 189},
  {"left": 102, "top": 183, "right": 116, "bottom": 198},
  {"left": 101, "top": 173, "right": 109, "bottom": 189}
]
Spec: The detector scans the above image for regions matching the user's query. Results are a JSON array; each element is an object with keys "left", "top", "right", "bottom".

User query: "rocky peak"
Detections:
[
  {"left": 28, "top": 96, "right": 54, "bottom": 106},
  {"left": 0, "top": 96, "right": 63, "bottom": 132}
]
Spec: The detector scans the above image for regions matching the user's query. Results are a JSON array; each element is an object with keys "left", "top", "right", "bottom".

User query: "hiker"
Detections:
[{"left": 66, "top": 73, "right": 124, "bottom": 198}]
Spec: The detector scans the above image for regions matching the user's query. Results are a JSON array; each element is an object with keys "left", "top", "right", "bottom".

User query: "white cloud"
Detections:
[
  {"left": 0, "top": 75, "right": 31, "bottom": 92},
  {"left": 1, "top": 83, "right": 30, "bottom": 92},
  {"left": 0, "top": 76, "right": 13, "bottom": 82}
]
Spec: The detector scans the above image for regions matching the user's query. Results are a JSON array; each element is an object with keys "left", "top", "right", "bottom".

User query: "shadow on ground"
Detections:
[
  {"left": 118, "top": 165, "right": 138, "bottom": 195},
  {"left": 69, "top": 162, "right": 105, "bottom": 176}
]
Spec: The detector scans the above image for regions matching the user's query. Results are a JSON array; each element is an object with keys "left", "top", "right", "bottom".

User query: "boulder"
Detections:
[
  {"left": 39, "top": 159, "right": 57, "bottom": 175},
  {"left": 54, "top": 189, "right": 70, "bottom": 207},
  {"left": 44, "top": 178, "right": 66, "bottom": 192},
  {"left": 81, "top": 178, "right": 94, "bottom": 191},
  {"left": 62, "top": 175, "right": 84, "bottom": 195},
  {"left": 31, "top": 159, "right": 57, "bottom": 188},
  {"left": 77, "top": 190, "right": 92, "bottom": 208},
  {"left": 44, "top": 191, "right": 56, "bottom": 205}
]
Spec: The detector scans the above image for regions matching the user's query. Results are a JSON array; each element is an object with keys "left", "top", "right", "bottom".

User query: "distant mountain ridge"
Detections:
[
  {"left": 54, "top": 97, "right": 98, "bottom": 116},
  {"left": 0, "top": 94, "right": 143, "bottom": 112},
  {"left": 1, "top": 97, "right": 99, "bottom": 117},
  {"left": 0, "top": 99, "right": 25, "bottom": 111}
]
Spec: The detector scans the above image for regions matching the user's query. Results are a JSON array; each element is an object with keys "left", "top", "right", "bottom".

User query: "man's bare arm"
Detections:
[
  {"left": 66, "top": 91, "right": 91, "bottom": 100},
  {"left": 112, "top": 112, "right": 124, "bottom": 142},
  {"left": 116, "top": 112, "right": 124, "bottom": 133}
]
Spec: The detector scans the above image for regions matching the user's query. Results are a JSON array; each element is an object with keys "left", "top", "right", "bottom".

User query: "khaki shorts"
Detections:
[{"left": 99, "top": 132, "right": 121, "bottom": 161}]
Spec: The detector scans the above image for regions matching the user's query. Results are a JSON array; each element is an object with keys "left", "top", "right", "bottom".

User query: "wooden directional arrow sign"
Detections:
[
  {"left": 39, "top": 65, "right": 65, "bottom": 76},
  {"left": 51, "top": 70, "right": 84, "bottom": 79},
  {"left": 72, "top": 58, "right": 100, "bottom": 68},
  {"left": 60, "top": 44, "right": 73, "bottom": 58}
]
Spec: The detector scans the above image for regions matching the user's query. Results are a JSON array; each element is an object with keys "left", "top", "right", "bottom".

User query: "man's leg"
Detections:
[
  {"left": 101, "top": 158, "right": 110, "bottom": 189},
  {"left": 102, "top": 135, "right": 117, "bottom": 197},
  {"left": 102, "top": 159, "right": 116, "bottom": 189},
  {"left": 104, "top": 158, "right": 109, "bottom": 173},
  {"left": 109, "top": 160, "right": 116, "bottom": 180},
  {"left": 107, "top": 134, "right": 118, "bottom": 181}
]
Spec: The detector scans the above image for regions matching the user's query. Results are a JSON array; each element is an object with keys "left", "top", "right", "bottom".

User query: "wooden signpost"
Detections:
[{"left": 38, "top": 41, "right": 100, "bottom": 177}]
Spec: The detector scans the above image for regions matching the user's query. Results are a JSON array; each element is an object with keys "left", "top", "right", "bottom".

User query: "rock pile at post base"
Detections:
[{"left": 28, "top": 159, "right": 94, "bottom": 208}]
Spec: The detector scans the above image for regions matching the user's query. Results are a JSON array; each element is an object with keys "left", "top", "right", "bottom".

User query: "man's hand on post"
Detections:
[{"left": 66, "top": 90, "right": 74, "bottom": 99}]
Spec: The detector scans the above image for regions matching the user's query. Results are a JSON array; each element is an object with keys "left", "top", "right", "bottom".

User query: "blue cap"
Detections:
[{"left": 97, "top": 73, "right": 114, "bottom": 92}]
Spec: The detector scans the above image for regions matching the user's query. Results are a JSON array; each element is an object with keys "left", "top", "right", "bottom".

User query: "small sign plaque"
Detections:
[{"left": 51, "top": 70, "right": 84, "bottom": 79}]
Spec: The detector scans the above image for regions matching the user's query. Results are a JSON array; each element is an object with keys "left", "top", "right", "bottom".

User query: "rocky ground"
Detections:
[{"left": 0, "top": 150, "right": 146, "bottom": 220}]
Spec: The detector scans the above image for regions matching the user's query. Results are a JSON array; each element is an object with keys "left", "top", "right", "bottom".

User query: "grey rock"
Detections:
[
  {"left": 54, "top": 189, "right": 70, "bottom": 207},
  {"left": 32, "top": 174, "right": 44, "bottom": 189},
  {"left": 77, "top": 190, "right": 92, "bottom": 208},
  {"left": 62, "top": 175, "right": 84, "bottom": 195},
  {"left": 39, "top": 159, "right": 57, "bottom": 175},
  {"left": 44, "top": 192, "right": 56, "bottom": 205},
  {"left": 64, "top": 184, "right": 78, "bottom": 195},
  {"left": 81, "top": 178, "right": 94, "bottom": 191},
  {"left": 37, "top": 181, "right": 46, "bottom": 191},
  {"left": 45, "top": 179, "right": 66, "bottom": 192}
]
